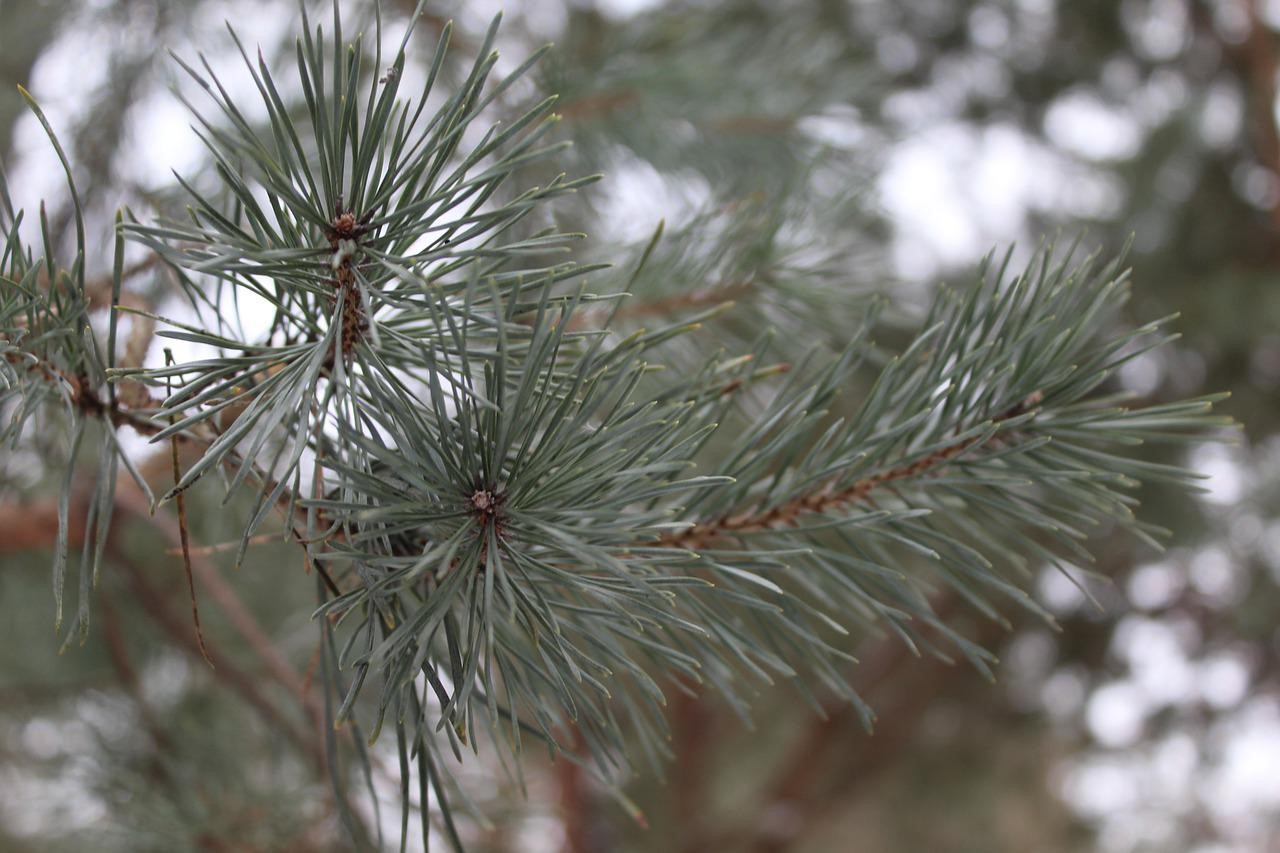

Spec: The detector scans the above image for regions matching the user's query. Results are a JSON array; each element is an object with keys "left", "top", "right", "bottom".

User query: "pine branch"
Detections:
[
  {"left": 567, "top": 279, "right": 755, "bottom": 331},
  {"left": 1, "top": 4, "right": 1236, "bottom": 848},
  {"left": 664, "top": 391, "right": 1044, "bottom": 551}
]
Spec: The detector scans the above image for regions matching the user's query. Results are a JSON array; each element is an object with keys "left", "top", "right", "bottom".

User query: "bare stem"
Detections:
[{"left": 664, "top": 393, "right": 1042, "bottom": 551}]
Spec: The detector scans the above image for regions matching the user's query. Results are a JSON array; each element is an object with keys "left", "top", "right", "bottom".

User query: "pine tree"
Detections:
[{"left": 0, "top": 2, "right": 1240, "bottom": 850}]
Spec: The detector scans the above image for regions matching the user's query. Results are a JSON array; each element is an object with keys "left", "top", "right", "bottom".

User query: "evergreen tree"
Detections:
[{"left": 0, "top": 2, "right": 1253, "bottom": 851}]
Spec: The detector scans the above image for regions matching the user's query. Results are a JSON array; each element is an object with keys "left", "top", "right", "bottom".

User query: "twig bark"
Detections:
[
  {"left": 110, "top": 539, "right": 326, "bottom": 772},
  {"left": 99, "top": 591, "right": 175, "bottom": 757},
  {"left": 663, "top": 393, "right": 1041, "bottom": 551},
  {"left": 675, "top": 595, "right": 1009, "bottom": 853},
  {"left": 556, "top": 725, "right": 592, "bottom": 853},
  {"left": 567, "top": 280, "right": 755, "bottom": 331},
  {"left": 112, "top": 485, "right": 327, "bottom": 736},
  {"left": 670, "top": 676, "right": 712, "bottom": 839}
]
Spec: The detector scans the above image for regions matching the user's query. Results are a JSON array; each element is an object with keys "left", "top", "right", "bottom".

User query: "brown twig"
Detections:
[
  {"left": 669, "top": 676, "right": 713, "bottom": 838},
  {"left": 557, "top": 89, "right": 641, "bottom": 122},
  {"left": 110, "top": 538, "right": 327, "bottom": 773},
  {"left": 663, "top": 392, "right": 1042, "bottom": 552},
  {"left": 167, "top": 348, "right": 213, "bottom": 667},
  {"left": 707, "top": 114, "right": 797, "bottom": 135},
  {"left": 746, "top": 617, "right": 1005, "bottom": 853},
  {"left": 99, "top": 592, "right": 176, "bottom": 757},
  {"left": 0, "top": 467, "right": 328, "bottom": 754},
  {"left": 1245, "top": 3, "right": 1280, "bottom": 178},
  {"left": 556, "top": 725, "right": 592, "bottom": 853},
  {"left": 567, "top": 280, "right": 755, "bottom": 331},
  {"left": 1211, "top": 0, "right": 1280, "bottom": 238},
  {"left": 677, "top": 594, "right": 1008, "bottom": 853},
  {"left": 0, "top": 499, "right": 77, "bottom": 553},
  {"left": 556, "top": 87, "right": 797, "bottom": 139},
  {"left": 164, "top": 533, "right": 277, "bottom": 557},
  {"left": 3, "top": 348, "right": 167, "bottom": 437},
  {"left": 110, "top": 486, "right": 326, "bottom": 737}
]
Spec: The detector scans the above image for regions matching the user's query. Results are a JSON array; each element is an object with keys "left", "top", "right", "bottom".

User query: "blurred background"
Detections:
[{"left": 0, "top": 0, "right": 1275, "bottom": 850}]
